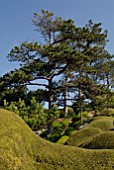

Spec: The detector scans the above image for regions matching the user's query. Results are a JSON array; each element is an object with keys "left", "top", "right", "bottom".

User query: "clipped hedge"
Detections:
[
  {"left": 67, "top": 127, "right": 102, "bottom": 146},
  {"left": 81, "top": 131, "right": 114, "bottom": 149},
  {"left": 88, "top": 116, "right": 114, "bottom": 131},
  {"left": 57, "top": 135, "right": 69, "bottom": 144},
  {"left": 100, "top": 108, "right": 114, "bottom": 116},
  {"left": 1, "top": 109, "right": 114, "bottom": 170}
]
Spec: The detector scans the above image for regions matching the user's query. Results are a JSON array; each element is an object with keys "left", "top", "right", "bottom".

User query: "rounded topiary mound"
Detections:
[
  {"left": 80, "top": 132, "right": 114, "bottom": 149},
  {"left": 67, "top": 127, "right": 102, "bottom": 146},
  {"left": 1, "top": 109, "right": 114, "bottom": 169},
  {"left": 88, "top": 116, "right": 114, "bottom": 131}
]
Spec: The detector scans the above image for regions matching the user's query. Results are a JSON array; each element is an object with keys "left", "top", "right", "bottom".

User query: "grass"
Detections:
[{"left": 1, "top": 109, "right": 114, "bottom": 169}]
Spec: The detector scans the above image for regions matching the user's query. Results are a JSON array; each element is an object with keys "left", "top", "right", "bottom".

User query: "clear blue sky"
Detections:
[{"left": 0, "top": 0, "right": 114, "bottom": 76}]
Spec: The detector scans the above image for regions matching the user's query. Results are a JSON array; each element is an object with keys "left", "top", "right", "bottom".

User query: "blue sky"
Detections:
[{"left": 0, "top": 0, "right": 114, "bottom": 76}]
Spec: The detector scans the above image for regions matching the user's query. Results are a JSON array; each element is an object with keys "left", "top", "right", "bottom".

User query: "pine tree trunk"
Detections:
[
  {"left": 48, "top": 78, "right": 54, "bottom": 134},
  {"left": 49, "top": 93, "right": 53, "bottom": 110},
  {"left": 79, "top": 89, "right": 82, "bottom": 125},
  {"left": 48, "top": 79, "right": 54, "bottom": 110},
  {"left": 64, "top": 76, "right": 68, "bottom": 117}
]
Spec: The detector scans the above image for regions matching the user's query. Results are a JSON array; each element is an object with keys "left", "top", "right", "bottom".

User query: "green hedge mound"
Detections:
[
  {"left": 1, "top": 109, "right": 114, "bottom": 170},
  {"left": 67, "top": 116, "right": 114, "bottom": 147},
  {"left": 67, "top": 127, "right": 102, "bottom": 146},
  {"left": 80, "top": 131, "right": 114, "bottom": 149},
  {"left": 88, "top": 116, "right": 114, "bottom": 131}
]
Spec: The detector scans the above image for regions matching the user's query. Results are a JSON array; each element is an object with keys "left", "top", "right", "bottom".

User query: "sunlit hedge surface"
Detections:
[{"left": 1, "top": 109, "right": 114, "bottom": 170}]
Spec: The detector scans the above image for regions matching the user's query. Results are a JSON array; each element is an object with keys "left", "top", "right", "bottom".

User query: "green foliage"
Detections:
[
  {"left": 47, "top": 133, "right": 61, "bottom": 143},
  {"left": 4, "top": 97, "right": 47, "bottom": 130},
  {"left": 53, "top": 120, "right": 63, "bottom": 129},
  {"left": 88, "top": 116, "right": 114, "bottom": 131},
  {"left": 61, "top": 119, "right": 70, "bottom": 126},
  {"left": 28, "top": 97, "right": 46, "bottom": 129},
  {"left": 0, "top": 109, "right": 40, "bottom": 170},
  {"left": 64, "top": 127, "right": 77, "bottom": 136},
  {"left": 67, "top": 127, "right": 102, "bottom": 146},
  {"left": 0, "top": 71, "right": 28, "bottom": 106},
  {"left": 52, "top": 119, "right": 70, "bottom": 131},
  {"left": 67, "top": 116, "right": 114, "bottom": 150},
  {"left": 81, "top": 132, "right": 114, "bottom": 149},
  {"left": 4, "top": 99, "right": 19, "bottom": 114},
  {"left": 46, "top": 104, "right": 60, "bottom": 121},
  {"left": 1, "top": 109, "right": 114, "bottom": 170},
  {"left": 67, "top": 107, "right": 76, "bottom": 118},
  {"left": 100, "top": 108, "right": 114, "bottom": 116},
  {"left": 1, "top": 9, "right": 114, "bottom": 169},
  {"left": 57, "top": 135, "right": 69, "bottom": 144},
  {"left": 47, "top": 119, "right": 70, "bottom": 142},
  {"left": 1, "top": 9, "right": 112, "bottom": 114},
  {"left": 80, "top": 111, "right": 89, "bottom": 122},
  {"left": 69, "top": 111, "right": 89, "bottom": 129},
  {"left": 72, "top": 119, "right": 81, "bottom": 129}
]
